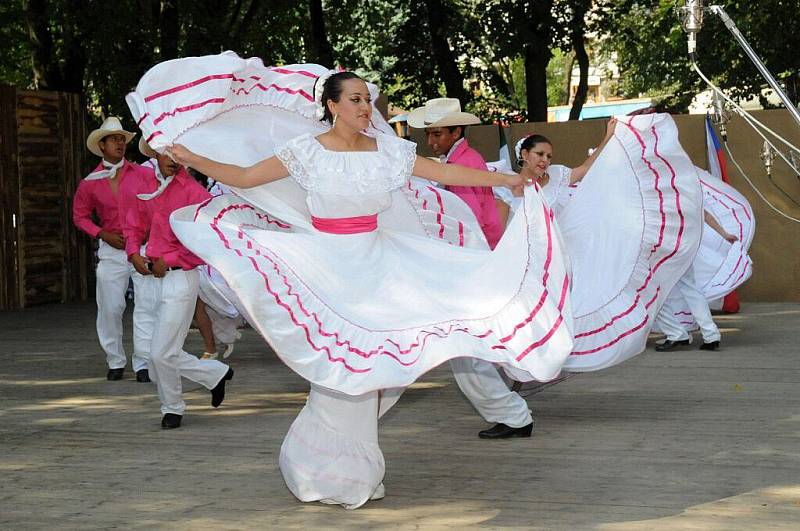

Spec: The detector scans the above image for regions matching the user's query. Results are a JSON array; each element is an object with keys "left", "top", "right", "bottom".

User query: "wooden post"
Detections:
[{"left": 0, "top": 85, "right": 21, "bottom": 309}]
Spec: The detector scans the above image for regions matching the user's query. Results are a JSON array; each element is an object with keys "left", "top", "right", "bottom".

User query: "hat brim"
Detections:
[
  {"left": 138, "top": 137, "right": 158, "bottom": 159},
  {"left": 406, "top": 108, "right": 481, "bottom": 129},
  {"left": 87, "top": 129, "right": 135, "bottom": 158}
]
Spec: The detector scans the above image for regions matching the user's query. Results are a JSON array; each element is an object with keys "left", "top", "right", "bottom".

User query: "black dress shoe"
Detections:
[
  {"left": 106, "top": 368, "right": 124, "bottom": 381},
  {"left": 699, "top": 340, "right": 720, "bottom": 351},
  {"left": 654, "top": 339, "right": 691, "bottom": 352},
  {"left": 161, "top": 413, "right": 182, "bottom": 429},
  {"left": 211, "top": 368, "right": 234, "bottom": 408},
  {"left": 136, "top": 369, "right": 151, "bottom": 383},
  {"left": 478, "top": 422, "right": 533, "bottom": 439}
]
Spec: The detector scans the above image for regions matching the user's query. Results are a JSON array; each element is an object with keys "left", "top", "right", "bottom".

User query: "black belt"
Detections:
[{"left": 146, "top": 263, "right": 184, "bottom": 272}]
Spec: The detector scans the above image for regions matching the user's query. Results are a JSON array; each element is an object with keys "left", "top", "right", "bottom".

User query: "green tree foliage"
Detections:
[
  {"left": 594, "top": 0, "right": 800, "bottom": 111},
  {"left": 5, "top": 0, "right": 309, "bottom": 121},
  {"left": 0, "top": 1, "right": 30, "bottom": 88},
  {"left": 3, "top": 1, "right": 797, "bottom": 124}
]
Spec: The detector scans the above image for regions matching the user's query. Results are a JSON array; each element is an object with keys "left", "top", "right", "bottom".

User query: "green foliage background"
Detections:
[{"left": 4, "top": 0, "right": 798, "bottom": 126}]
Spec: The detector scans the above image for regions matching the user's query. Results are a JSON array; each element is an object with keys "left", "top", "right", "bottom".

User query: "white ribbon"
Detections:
[
  {"left": 137, "top": 165, "right": 174, "bottom": 200},
  {"left": 85, "top": 159, "right": 125, "bottom": 181},
  {"left": 313, "top": 70, "right": 336, "bottom": 119},
  {"left": 514, "top": 136, "right": 531, "bottom": 161}
]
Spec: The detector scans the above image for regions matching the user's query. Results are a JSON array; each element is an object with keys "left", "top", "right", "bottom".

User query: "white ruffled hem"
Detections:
[{"left": 279, "top": 399, "right": 384, "bottom": 510}]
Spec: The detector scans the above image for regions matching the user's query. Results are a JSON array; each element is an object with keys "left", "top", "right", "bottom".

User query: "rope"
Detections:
[
  {"left": 692, "top": 61, "right": 800, "bottom": 224},
  {"left": 723, "top": 142, "right": 800, "bottom": 224}
]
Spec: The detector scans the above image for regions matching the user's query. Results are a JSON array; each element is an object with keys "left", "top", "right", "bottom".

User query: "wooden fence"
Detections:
[{"left": 0, "top": 86, "right": 91, "bottom": 309}]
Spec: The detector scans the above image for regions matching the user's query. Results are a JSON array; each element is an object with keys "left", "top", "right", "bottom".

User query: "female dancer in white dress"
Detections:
[
  {"left": 656, "top": 168, "right": 755, "bottom": 336},
  {"left": 492, "top": 115, "right": 705, "bottom": 371},
  {"left": 128, "top": 53, "right": 702, "bottom": 507},
  {"left": 133, "top": 59, "right": 575, "bottom": 509}
]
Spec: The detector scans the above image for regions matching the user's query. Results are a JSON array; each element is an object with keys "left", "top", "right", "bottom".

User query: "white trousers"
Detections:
[
  {"left": 656, "top": 265, "right": 721, "bottom": 343},
  {"left": 130, "top": 271, "right": 156, "bottom": 372},
  {"left": 280, "top": 384, "right": 384, "bottom": 510},
  {"left": 149, "top": 269, "right": 229, "bottom": 415},
  {"left": 95, "top": 241, "right": 133, "bottom": 369},
  {"left": 450, "top": 357, "right": 533, "bottom": 428},
  {"left": 205, "top": 305, "right": 243, "bottom": 346}
]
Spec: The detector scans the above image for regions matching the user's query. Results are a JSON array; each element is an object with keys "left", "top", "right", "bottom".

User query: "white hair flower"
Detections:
[
  {"left": 515, "top": 135, "right": 531, "bottom": 160},
  {"left": 314, "top": 70, "right": 336, "bottom": 119}
]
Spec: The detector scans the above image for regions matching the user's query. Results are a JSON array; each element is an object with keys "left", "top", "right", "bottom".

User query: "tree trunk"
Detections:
[
  {"left": 423, "top": 0, "right": 468, "bottom": 104},
  {"left": 564, "top": 51, "right": 575, "bottom": 105},
  {"left": 308, "top": 0, "right": 334, "bottom": 67},
  {"left": 58, "top": 1, "right": 87, "bottom": 94},
  {"left": 524, "top": 44, "right": 550, "bottom": 122},
  {"left": 522, "top": 0, "right": 553, "bottom": 122},
  {"left": 159, "top": 0, "right": 180, "bottom": 60},
  {"left": 569, "top": 30, "right": 589, "bottom": 121},
  {"left": 25, "top": 0, "right": 62, "bottom": 89}
]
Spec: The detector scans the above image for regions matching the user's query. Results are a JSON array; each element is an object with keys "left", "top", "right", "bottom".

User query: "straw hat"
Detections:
[
  {"left": 86, "top": 117, "right": 135, "bottom": 157},
  {"left": 138, "top": 137, "right": 158, "bottom": 159},
  {"left": 407, "top": 98, "right": 481, "bottom": 129}
]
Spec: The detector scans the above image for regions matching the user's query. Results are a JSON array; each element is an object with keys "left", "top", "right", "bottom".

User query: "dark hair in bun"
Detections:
[
  {"left": 317, "top": 71, "right": 364, "bottom": 124},
  {"left": 519, "top": 134, "right": 552, "bottom": 153}
]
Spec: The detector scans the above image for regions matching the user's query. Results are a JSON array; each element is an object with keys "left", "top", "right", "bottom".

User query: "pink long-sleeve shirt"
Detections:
[
  {"left": 72, "top": 160, "right": 141, "bottom": 239},
  {"left": 120, "top": 168, "right": 159, "bottom": 258},
  {"left": 444, "top": 139, "right": 504, "bottom": 249},
  {"left": 139, "top": 168, "right": 211, "bottom": 270}
]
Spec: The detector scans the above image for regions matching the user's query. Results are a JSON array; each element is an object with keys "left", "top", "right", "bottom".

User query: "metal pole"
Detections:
[{"left": 708, "top": 5, "right": 800, "bottom": 128}]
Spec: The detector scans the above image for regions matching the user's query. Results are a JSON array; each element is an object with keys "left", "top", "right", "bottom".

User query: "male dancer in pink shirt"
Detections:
[
  {"left": 73, "top": 117, "right": 146, "bottom": 381},
  {"left": 407, "top": 99, "right": 533, "bottom": 439},
  {"left": 130, "top": 141, "right": 232, "bottom": 429}
]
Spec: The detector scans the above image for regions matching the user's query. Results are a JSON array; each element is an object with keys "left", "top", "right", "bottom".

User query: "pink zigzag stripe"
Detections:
[
  {"left": 269, "top": 67, "right": 319, "bottom": 79},
  {"left": 700, "top": 179, "right": 752, "bottom": 221},
  {"left": 153, "top": 97, "right": 226, "bottom": 126},
  {"left": 704, "top": 191, "right": 748, "bottom": 289},
  {"left": 231, "top": 82, "right": 313, "bottom": 101},
  {"left": 572, "top": 121, "right": 679, "bottom": 343},
  {"left": 572, "top": 288, "right": 660, "bottom": 355},
  {"left": 145, "top": 73, "right": 239, "bottom": 102}
]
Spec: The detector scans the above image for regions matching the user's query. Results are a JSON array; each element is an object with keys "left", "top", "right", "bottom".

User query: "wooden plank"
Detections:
[
  {"left": 61, "top": 92, "right": 90, "bottom": 303},
  {"left": 0, "top": 87, "right": 88, "bottom": 308},
  {"left": 16, "top": 88, "right": 64, "bottom": 307},
  {"left": 0, "top": 85, "right": 20, "bottom": 309}
]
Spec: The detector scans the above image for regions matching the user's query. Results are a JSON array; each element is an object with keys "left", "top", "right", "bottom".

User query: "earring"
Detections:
[
  {"left": 517, "top": 158, "right": 525, "bottom": 168},
  {"left": 332, "top": 113, "right": 338, "bottom": 127}
]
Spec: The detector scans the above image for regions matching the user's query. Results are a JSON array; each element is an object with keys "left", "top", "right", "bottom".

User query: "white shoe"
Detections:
[
  {"left": 200, "top": 351, "right": 218, "bottom": 360},
  {"left": 369, "top": 483, "right": 385, "bottom": 500},
  {"left": 222, "top": 343, "right": 235, "bottom": 359}
]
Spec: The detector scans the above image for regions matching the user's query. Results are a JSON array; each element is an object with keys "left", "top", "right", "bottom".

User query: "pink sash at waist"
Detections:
[{"left": 311, "top": 214, "right": 378, "bottom": 234}]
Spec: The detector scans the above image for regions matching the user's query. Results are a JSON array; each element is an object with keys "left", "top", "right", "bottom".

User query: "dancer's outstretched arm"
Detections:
[
  {"left": 704, "top": 210, "right": 738, "bottom": 243},
  {"left": 413, "top": 155, "right": 523, "bottom": 189},
  {"left": 570, "top": 118, "right": 618, "bottom": 183},
  {"left": 169, "top": 144, "right": 289, "bottom": 189}
]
